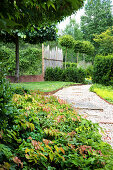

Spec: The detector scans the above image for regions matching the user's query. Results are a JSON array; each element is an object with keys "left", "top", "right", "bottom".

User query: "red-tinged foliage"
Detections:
[{"left": 13, "top": 157, "right": 23, "bottom": 168}]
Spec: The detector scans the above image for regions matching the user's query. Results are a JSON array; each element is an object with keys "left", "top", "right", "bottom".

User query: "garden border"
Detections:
[{"left": 93, "top": 92, "right": 113, "bottom": 106}]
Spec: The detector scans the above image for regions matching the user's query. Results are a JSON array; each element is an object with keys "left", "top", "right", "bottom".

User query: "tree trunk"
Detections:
[
  {"left": 65, "top": 47, "right": 67, "bottom": 69},
  {"left": 77, "top": 52, "right": 79, "bottom": 64},
  {"left": 42, "top": 43, "right": 44, "bottom": 77},
  {"left": 15, "top": 34, "right": 19, "bottom": 83}
]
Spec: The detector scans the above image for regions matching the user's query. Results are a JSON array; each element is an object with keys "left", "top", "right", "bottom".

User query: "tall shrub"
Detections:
[{"left": 93, "top": 55, "right": 113, "bottom": 85}]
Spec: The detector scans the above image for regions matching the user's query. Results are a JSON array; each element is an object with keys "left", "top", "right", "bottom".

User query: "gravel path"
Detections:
[{"left": 54, "top": 85, "right": 113, "bottom": 148}]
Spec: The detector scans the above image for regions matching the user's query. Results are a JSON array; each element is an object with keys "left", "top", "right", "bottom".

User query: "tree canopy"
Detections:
[
  {"left": 93, "top": 27, "right": 113, "bottom": 55},
  {"left": 59, "top": 35, "right": 75, "bottom": 48},
  {"left": 74, "top": 40, "right": 94, "bottom": 55},
  {"left": 81, "top": 0, "right": 113, "bottom": 43},
  {"left": 0, "top": 0, "right": 84, "bottom": 32}
]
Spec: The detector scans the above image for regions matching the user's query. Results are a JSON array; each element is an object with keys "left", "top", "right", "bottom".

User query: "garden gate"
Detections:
[{"left": 42, "top": 44, "right": 63, "bottom": 76}]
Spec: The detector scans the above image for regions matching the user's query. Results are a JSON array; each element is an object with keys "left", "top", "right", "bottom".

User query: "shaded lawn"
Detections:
[
  {"left": 90, "top": 84, "right": 113, "bottom": 104},
  {"left": 11, "top": 81, "right": 78, "bottom": 92}
]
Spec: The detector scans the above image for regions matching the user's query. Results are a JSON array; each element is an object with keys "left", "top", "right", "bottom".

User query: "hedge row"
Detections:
[
  {"left": 93, "top": 55, "right": 113, "bottom": 85},
  {"left": 0, "top": 45, "right": 42, "bottom": 76},
  {"left": 45, "top": 67, "right": 85, "bottom": 83}
]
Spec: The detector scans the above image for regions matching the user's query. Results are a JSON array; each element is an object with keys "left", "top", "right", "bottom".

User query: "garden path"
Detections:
[{"left": 54, "top": 85, "right": 113, "bottom": 148}]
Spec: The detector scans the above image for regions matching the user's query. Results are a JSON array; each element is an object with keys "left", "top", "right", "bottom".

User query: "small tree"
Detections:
[
  {"left": 59, "top": 35, "right": 75, "bottom": 68},
  {"left": 74, "top": 40, "right": 95, "bottom": 64}
]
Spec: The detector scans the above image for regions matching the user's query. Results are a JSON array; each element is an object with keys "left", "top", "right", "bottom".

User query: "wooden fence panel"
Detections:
[{"left": 42, "top": 45, "right": 63, "bottom": 73}]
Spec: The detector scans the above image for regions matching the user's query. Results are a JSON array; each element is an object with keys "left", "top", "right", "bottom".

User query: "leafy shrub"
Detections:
[
  {"left": 0, "top": 63, "right": 15, "bottom": 129},
  {"left": 45, "top": 67, "right": 85, "bottom": 83},
  {"left": 77, "top": 68, "right": 86, "bottom": 83},
  {"left": 93, "top": 55, "right": 113, "bottom": 85},
  {"left": 1, "top": 92, "right": 113, "bottom": 169},
  {"left": 62, "top": 67, "right": 77, "bottom": 82},
  {"left": 12, "top": 86, "right": 30, "bottom": 95}
]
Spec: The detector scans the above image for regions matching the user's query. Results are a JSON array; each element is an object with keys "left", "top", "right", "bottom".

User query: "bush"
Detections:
[
  {"left": 0, "top": 63, "right": 16, "bottom": 129},
  {"left": 12, "top": 86, "right": 30, "bottom": 95},
  {"left": 45, "top": 67, "right": 62, "bottom": 81},
  {"left": 93, "top": 55, "right": 113, "bottom": 85},
  {"left": 45, "top": 67, "right": 85, "bottom": 83}
]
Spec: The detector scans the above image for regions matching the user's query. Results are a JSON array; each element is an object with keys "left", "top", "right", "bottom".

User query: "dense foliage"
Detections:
[
  {"left": 93, "top": 55, "right": 113, "bottom": 85},
  {"left": 24, "top": 25, "right": 57, "bottom": 44},
  {"left": 81, "top": 0, "right": 113, "bottom": 43},
  {"left": 90, "top": 84, "right": 113, "bottom": 104},
  {"left": 45, "top": 67, "right": 85, "bottom": 83},
  {"left": 1, "top": 84, "right": 113, "bottom": 169},
  {"left": 0, "top": 64, "right": 15, "bottom": 129},
  {"left": 59, "top": 35, "right": 75, "bottom": 49},
  {"left": 0, "top": 0, "right": 84, "bottom": 32},
  {"left": 93, "top": 27, "right": 113, "bottom": 55},
  {"left": 74, "top": 41, "right": 95, "bottom": 55},
  {"left": 0, "top": 44, "right": 42, "bottom": 76}
]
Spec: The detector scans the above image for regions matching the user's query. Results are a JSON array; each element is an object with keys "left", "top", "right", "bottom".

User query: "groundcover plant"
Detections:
[{"left": 0, "top": 91, "right": 113, "bottom": 169}]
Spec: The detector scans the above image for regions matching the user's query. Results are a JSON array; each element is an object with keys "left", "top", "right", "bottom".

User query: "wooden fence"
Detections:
[{"left": 42, "top": 44, "right": 63, "bottom": 75}]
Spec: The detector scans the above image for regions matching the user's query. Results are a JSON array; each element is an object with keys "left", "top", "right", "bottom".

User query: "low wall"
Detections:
[{"left": 6, "top": 75, "right": 44, "bottom": 83}]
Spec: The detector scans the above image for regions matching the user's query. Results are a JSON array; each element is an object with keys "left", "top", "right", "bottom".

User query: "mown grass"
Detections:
[
  {"left": 11, "top": 81, "right": 78, "bottom": 92},
  {"left": 90, "top": 84, "right": 113, "bottom": 104}
]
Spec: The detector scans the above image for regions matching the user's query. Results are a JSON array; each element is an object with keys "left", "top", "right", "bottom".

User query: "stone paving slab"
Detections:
[{"left": 54, "top": 85, "right": 113, "bottom": 148}]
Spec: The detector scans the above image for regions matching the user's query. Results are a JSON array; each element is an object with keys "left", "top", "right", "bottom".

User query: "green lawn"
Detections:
[
  {"left": 90, "top": 84, "right": 113, "bottom": 104},
  {"left": 11, "top": 81, "right": 78, "bottom": 92}
]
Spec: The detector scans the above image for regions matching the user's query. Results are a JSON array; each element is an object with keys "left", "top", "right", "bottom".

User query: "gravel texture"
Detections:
[{"left": 54, "top": 85, "right": 113, "bottom": 148}]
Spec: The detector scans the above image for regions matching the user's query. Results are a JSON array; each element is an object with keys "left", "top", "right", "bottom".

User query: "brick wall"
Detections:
[{"left": 6, "top": 75, "right": 44, "bottom": 83}]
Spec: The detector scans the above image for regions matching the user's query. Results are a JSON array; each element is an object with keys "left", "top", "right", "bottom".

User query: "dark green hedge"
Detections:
[
  {"left": 0, "top": 46, "right": 42, "bottom": 76},
  {"left": 45, "top": 67, "right": 85, "bottom": 83},
  {"left": 93, "top": 55, "right": 113, "bottom": 85}
]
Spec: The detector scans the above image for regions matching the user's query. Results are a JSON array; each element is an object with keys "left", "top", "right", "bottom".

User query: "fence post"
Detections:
[{"left": 42, "top": 43, "right": 44, "bottom": 77}]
